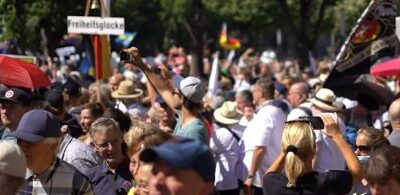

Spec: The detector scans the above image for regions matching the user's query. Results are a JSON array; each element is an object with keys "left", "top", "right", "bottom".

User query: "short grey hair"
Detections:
[{"left": 89, "top": 117, "right": 121, "bottom": 138}]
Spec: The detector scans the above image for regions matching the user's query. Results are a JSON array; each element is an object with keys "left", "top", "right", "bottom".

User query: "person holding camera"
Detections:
[
  {"left": 293, "top": 88, "right": 348, "bottom": 173},
  {"left": 120, "top": 48, "right": 209, "bottom": 145},
  {"left": 263, "top": 114, "right": 362, "bottom": 195}
]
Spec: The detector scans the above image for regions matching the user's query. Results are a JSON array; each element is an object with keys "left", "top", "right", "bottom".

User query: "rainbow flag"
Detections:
[
  {"left": 91, "top": 35, "right": 112, "bottom": 80},
  {"left": 219, "top": 23, "right": 241, "bottom": 50}
]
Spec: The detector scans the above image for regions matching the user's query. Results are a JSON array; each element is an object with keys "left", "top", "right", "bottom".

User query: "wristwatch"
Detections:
[{"left": 247, "top": 175, "right": 253, "bottom": 179}]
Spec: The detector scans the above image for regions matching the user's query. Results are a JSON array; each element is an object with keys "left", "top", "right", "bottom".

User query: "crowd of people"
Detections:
[{"left": 0, "top": 46, "right": 400, "bottom": 195}]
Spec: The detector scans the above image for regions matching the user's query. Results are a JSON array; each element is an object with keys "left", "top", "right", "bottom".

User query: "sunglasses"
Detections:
[{"left": 355, "top": 145, "right": 374, "bottom": 152}]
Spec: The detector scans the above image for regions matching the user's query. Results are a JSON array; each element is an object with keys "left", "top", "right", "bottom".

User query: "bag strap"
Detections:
[{"left": 221, "top": 124, "right": 241, "bottom": 141}]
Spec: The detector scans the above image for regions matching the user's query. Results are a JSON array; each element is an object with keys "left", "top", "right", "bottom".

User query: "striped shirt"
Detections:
[{"left": 18, "top": 158, "right": 94, "bottom": 195}]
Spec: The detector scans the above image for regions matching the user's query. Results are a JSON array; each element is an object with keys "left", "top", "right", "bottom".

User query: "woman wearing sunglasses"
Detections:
[
  {"left": 352, "top": 127, "right": 390, "bottom": 194},
  {"left": 263, "top": 114, "right": 362, "bottom": 194},
  {"left": 354, "top": 127, "right": 390, "bottom": 160}
]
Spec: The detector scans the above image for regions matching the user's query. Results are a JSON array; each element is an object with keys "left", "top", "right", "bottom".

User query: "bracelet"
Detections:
[{"left": 247, "top": 175, "right": 253, "bottom": 179}]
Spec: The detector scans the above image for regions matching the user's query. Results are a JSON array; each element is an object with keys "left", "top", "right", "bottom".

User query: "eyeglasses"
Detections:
[
  {"left": 95, "top": 137, "right": 121, "bottom": 149},
  {"left": 355, "top": 145, "right": 374, "bottom": 152}
]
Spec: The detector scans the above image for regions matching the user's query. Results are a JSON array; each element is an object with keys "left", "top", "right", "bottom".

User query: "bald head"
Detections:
[
  {"left": 287, "top": 82, "right": 310, "bottom": 107},
  {"left": 389, "top": 98, "right": 400, "bottom": 128}
]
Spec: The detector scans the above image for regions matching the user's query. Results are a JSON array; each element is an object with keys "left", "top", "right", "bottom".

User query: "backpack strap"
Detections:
[{"left": 221, "top": 124, "right": 241, "bottom": 141}]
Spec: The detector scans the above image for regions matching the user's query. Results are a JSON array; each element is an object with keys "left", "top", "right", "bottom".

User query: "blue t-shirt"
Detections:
[{"left": 173, "top": 113, "right": 209, "bottom": 145}]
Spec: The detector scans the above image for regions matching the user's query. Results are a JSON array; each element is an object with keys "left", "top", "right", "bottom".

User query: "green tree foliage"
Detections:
[
  {"left": 0, "top": 0, "right": 389, "bottom": 69},
  {"left": 0, "top": 0, "right": 83, "bottom": 54}
]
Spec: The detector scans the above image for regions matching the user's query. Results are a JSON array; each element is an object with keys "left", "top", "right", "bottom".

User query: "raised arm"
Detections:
[
  {"left": 265, "top": 152, "right": 285, "bottom": 174},
  {"left": 320, "top": 114, "right": 362, "bottom": 183},
  {"left": 123, "top": 47, "right": 181, "bottom": 109}
]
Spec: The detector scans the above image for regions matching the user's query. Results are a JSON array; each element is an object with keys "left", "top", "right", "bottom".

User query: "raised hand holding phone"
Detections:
[{"left": 320, "top": 113, "right": 342, "bottom": 138}]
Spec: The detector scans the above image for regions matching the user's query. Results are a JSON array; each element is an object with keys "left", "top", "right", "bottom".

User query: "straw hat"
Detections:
[
  {"left": 308, "top": 88, "right": 338, "bottom": 112},
  {"left": 213, "top": 101, "right": 242, "bottom": 125},
  {"left": 111, "top": 80, "right": 143, "bottom": 99}
]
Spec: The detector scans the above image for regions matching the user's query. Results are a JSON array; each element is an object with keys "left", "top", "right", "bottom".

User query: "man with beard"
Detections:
[{"left": 0, "top": 87, "right": 32, "bottom": 141}]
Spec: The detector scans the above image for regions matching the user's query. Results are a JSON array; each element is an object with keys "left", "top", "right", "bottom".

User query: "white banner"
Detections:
[{"left": 67, "top": 16, "right": 124, "bottom": 35}]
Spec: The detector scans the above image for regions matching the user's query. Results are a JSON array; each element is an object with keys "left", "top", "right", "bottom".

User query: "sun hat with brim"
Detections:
[
  {"left": 111, "top": 80, "right": 143, "bottom": 99},
  {"left": 213, "top": 101, "right": 242, "bottom": 125},
  {"left": 0, "top": 142, "right": 26, "bottom": 178},
  {"left": 12, "top": 109, "right": 61, "bottom": 143},
  {"left": 308, "top": 88, "right": 338, "bottom": 112},
  {"left": 140, "top": 138, "right": 215, "bottom": 182}
]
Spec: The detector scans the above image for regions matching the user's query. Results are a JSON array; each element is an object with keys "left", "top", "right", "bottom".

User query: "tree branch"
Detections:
[
  {"left": 311, "top": 0, "right": 329, "bottom": 46},
  {"left": 275, "top": 0, "right": 297, "bottom": 33}
]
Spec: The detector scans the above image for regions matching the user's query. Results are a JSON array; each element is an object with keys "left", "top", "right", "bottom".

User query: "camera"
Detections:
[
  {"left": 120, "top": 51, "right": 132, "bottom": 61},
  {"left": 299, "top": 116, "right": 324, "bottom": 129}
]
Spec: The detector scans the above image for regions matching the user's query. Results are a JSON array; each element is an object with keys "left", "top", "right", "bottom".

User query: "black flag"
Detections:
[{"left": 324, "top": 0, "right": 398, "bottom": 87}]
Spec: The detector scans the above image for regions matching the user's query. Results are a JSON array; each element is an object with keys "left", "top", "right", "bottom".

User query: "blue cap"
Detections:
[
  {"left": 140, "top": 138, "right": 215, "bottom": 182},
  {"left": 12, "top": 109, "right": 61, "bottom": 142}
]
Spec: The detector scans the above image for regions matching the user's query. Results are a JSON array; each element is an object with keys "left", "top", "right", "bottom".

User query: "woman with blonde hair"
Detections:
[
  {"left": 263, "top": 114, "right": 362, "bottom": 194},
  {"left": 124, "top": 122, "right": 173, "bottom": 195},
  {"left": 351, "top": 127, "right": 390, "bottom": 194},
  {"left": 355, "top": 127, "right": 390, "bottom": 158}
]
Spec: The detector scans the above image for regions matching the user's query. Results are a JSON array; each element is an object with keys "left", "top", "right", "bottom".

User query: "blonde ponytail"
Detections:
[
  {"left": 282, "top": 121, "right": 315, "bottom": 188},
  {"left": 284, "top": 150, "right": 305, "bottom": 188}
]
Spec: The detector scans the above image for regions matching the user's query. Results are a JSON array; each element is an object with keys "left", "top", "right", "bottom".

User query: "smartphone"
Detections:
[
  {"left": 120, "top": 51, "right": 132, "bottom": 61},
  {"left": 299, "top": 116, "right": 324, "bottom": 129}
]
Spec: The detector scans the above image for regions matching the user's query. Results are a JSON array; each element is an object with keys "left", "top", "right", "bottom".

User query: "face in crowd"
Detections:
[
  {"left": 80, "top": 108, "right": 98, "bottom": 133},
  {"left": 18, "top": 138, "right": 58, "bottom": 173},
  {"left": 90, "top": 118, "right": 123, "bottom": 167},
  {"left": 149, "top": 159, "right": 212, "bottom": 195},
  {"left": 129, "top": 146, "right": 150, "bottom": 195},
  {"left": 0, "top": 101, "right": 29, "bottom": 129},
  {"left": 355, "top": 132, "right": 372, "bottom": 157}
]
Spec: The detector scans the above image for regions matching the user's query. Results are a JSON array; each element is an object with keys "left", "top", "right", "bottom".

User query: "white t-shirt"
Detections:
[
  {"left": 239, "top": 100, "right": 287, "bottom": 187},
  {"left": 313, "top": 112, "right": 347, "bottom": 173},
  {"left": 210, "top": 123, "right": 245, "bottom": 190}
]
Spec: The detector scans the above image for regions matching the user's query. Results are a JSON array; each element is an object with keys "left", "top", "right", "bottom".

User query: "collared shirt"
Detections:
[
  {"left": 240, "top": 100, "right": 287, "bottom": 187},
  {"left": 85, "top": 159, "right": 132, "bottom": 195},
  {"left": 18, "top": 158, "right": 93, "bottom": 195},
  {"left": 0, "top": 126, "right": 16, "bottom": 142},
  {"left": 57, "top": 134, "right": 103, "bottom": 175}
]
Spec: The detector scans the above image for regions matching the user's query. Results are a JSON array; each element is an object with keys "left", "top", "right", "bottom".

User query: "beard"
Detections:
[{"left": 1, "top": 116, "right": 12, "bottom": 127}]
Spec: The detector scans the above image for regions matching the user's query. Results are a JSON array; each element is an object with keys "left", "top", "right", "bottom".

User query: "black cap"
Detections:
[
  {"left": 45, "top": 89, "right": 64, "bottom": 109},
  {"left": 0, "top": 87, "right": 32, "bottom": 107},
  {"left": 63, "top": 79, "right": 81, "bottom": 97}
]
